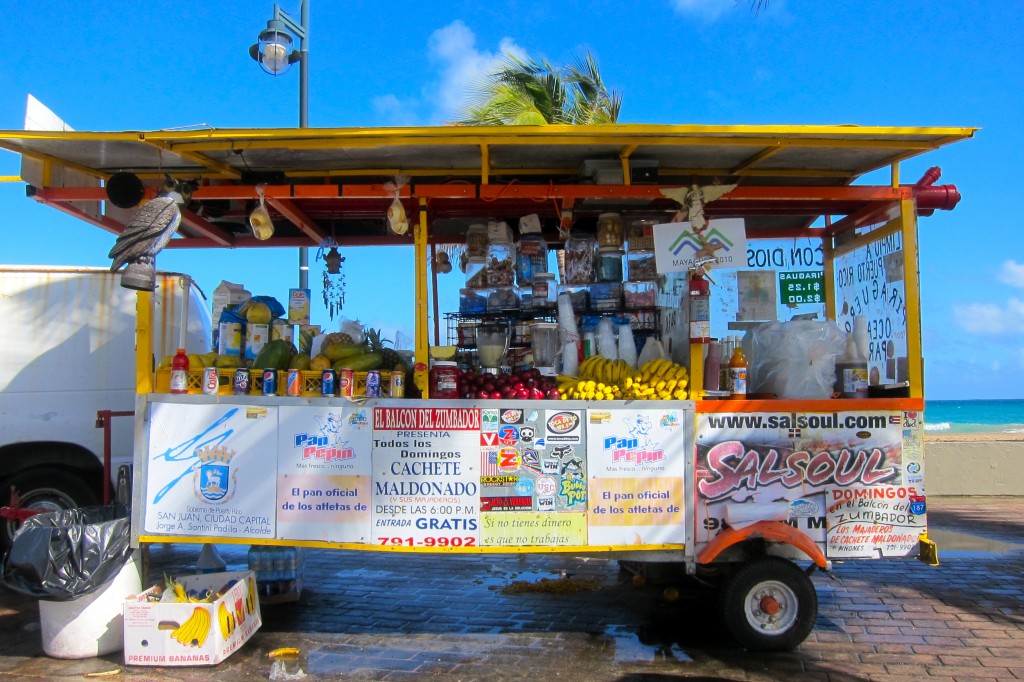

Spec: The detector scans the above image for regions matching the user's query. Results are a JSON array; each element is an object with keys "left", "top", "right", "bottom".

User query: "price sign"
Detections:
[{"left": 779, "top": 270, "right": 824, "bottom": 305}]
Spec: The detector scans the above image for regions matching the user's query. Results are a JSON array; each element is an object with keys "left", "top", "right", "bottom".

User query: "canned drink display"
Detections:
[
  {"left": 321, "top": 369, "right": 336, "bottom": 397},
  {"left": 202, "top": 367, "right": 219, "bottom": 395},
  {"left": 286, "top": 369, "right": 301, "bottom": 396},
  {"left": 389, "top": 370, "right": 405, "bottom": 398},
  {"left": 233, "top": 368, "right": 251, "bottom": 395},
  {"left": 365, "top": 370, "right": 381, "bottom": 397},
  {"left": 262, "top": 368, "right": 277, "bottom": 396},
  {"left": 338, "top": 368, "right": 355, "bottom": 397}
]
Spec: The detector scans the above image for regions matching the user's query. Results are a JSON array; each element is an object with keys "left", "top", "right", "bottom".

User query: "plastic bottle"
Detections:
[
  {"left": 719, "top": 338, "right": 732, "bottom": 393},
  {"left": 169, "top": 348, "right": 189, "bottom": 394},
  {"left": 853, "top": 315, "right": 869, "bottom": 364},
  {"left": 703, "top": 340, "right": 721, "bottom": 392},
  {"left": 728, "top": 344, "right": 748, "bottom": 399},
  {"left": 835, "top": 335, "right": 869, "bottom": 399}
]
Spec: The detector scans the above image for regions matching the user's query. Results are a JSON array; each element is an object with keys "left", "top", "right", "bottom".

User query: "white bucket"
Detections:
[{"left": 38, "top": 549, "right": 143, "bottom": 659}]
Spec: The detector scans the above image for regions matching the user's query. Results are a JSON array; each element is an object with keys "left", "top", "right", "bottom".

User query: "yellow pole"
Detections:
[
  {"left": 414, "top": 198, "right": 430, "bottom": 397},
  {"left": 900, "top": 196, "right": 924, "bottom": 399},
  {"left": 136, "top": 291, "right": 153, "bottom": 393}
]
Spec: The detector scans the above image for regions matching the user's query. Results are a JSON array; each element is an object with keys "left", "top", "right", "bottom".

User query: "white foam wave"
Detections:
[{"left": 924, "top": 422, "right": 951, "bottom": 431}]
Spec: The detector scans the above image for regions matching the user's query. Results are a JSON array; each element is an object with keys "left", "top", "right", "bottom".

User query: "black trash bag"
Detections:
[{"left": 2, "top": 504, "right": 132, "bottom": 601}]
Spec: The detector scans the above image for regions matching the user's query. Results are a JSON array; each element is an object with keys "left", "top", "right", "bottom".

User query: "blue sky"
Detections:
[{"left": 0, "top": 0, "right": 1021, "bottom": 401}]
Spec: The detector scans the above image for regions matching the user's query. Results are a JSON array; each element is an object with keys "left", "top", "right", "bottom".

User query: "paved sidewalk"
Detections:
[{"left": 0, "top": 496, "right": 1022, "bottom": 681}]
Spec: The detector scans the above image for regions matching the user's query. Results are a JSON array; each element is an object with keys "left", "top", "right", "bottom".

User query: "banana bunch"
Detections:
[
  {"left": 218, "top": 602, "right": 236, "bottom": 639},
  {"left": 556, "top": 356, "right": 688, "bottom": 401},
  {"left": 624, "top": 358, "right": 689, "bottom": 400},
  {"left": 171, "top": 606, "right": 212, "bottom": 647}
]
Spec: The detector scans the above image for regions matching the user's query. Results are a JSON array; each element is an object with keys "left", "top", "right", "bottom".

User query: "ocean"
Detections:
[{"left": 924, "top": 399, "right": 1024, "bottom": 435}]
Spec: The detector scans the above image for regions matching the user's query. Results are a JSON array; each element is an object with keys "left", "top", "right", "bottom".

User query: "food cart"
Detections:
[{"left": 0, "top": 123, "right": 975, "bottom": 650}]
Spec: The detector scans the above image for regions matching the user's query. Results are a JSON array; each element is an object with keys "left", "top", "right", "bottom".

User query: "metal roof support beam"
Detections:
[
  {"left": 265, "top": 197, "right": 327, "bottom": 243},
  {"left": 179, "top": 210, "right": 236, "bottom": 246}
]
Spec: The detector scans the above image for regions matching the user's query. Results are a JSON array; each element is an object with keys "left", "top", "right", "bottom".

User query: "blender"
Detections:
[
  {"left": 476, "top": 323, "right": 509, "bottom": 375},
  {"left": 530, "top": 322, "right": 560, "bottom": 376}
]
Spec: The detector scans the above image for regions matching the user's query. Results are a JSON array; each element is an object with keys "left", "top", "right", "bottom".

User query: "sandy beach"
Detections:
[{"left": 925, "top": 431, "right": 1024, "bottom": 443}]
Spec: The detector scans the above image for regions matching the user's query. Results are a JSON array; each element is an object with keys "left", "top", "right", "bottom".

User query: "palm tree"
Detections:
[{"left": 455, "top": 51, "right": 621, "bottom": 126}]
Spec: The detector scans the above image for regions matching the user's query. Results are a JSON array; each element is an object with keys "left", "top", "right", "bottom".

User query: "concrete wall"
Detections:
[{"left": 925, "top": 440, "right": 1024, "bottom": 496}]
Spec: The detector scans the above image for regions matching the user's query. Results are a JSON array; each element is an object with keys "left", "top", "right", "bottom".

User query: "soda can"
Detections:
[
  {"left": 389, "top": 370, "right": 405, "bottom": 398},
  {"left": 338, "top": 369, "right": 355, "bottom": 397},
  {"left": 262, "top": 369, "right": 277, "bottom": 396},
  {"left": 321, "top": 369, "right": 336, "bottom": 397},
  {"left": 365, "top": 370, "right": 382, "bottom": 397},
  {"left": 233, "top": 368, "right": 251, "bottom": 395},
  {"left": 202, "top": 367, "right": 219, "bottom": 395},
  {"left": 286, "top": 368, "right": 301, "bottom": 396}
]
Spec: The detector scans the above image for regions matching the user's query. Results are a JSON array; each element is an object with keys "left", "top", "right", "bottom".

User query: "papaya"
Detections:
[
  {"left": 322, "top": 342, "right": 368, "bottom": 362},
  {"left": 310, "top": 354, "right": 332, "bottom": 371},
  {"left": 288, "top": 353, "right": 311, "bottom": 371},
  {"left": 254, "top": 339, "right": 296, "bottom": 371},
  {"left": 333, "top": 352, "right": 383, "bottom": 372}
]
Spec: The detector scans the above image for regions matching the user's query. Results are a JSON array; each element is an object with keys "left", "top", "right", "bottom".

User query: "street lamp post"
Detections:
[{"left": 250, "top": 1, "right": 310, "bottom": 290}]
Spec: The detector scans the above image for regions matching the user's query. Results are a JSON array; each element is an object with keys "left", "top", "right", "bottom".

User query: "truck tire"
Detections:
[
  {"left": 1, "top": 469, "right": 100, "bottom": 552},
  {"left": 720, "top": 556, "right": 817, "bottom": 651}
]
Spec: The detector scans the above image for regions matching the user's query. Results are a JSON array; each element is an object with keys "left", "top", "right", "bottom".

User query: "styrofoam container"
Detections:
[
  {"left": 38, "top": 549, "right": 143, "bottom": 659},
  {"left": 123, "top": 570, "right": 261, "bottom": 667}
]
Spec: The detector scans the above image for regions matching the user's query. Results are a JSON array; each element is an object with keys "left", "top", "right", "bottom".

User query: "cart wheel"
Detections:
[
  {"left": 1, "top": 469, "right": 99, "bottom": 552},
  {"left": 719, "top": 556, "right": 817, "bottom": 651}
]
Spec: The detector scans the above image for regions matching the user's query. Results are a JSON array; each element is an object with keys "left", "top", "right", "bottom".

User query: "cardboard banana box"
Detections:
[{"left": 123, "top": 570, "right": 262, "bottom": 666}]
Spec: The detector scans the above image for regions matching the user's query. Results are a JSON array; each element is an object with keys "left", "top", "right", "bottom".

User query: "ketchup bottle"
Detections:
[{"left": 170, "top": 348, "right": 190, "bottom": 394}]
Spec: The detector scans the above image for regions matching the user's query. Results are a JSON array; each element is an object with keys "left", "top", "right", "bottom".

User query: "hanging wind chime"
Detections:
[{"left": 318, "top": 238, "right": 346, "bottom": 320}]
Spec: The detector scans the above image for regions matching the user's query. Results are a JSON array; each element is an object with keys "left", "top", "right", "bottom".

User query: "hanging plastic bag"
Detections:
[
  {"left": 596, "top": 318, "right": 618, "bottom": 360},
  {"left": 384, "top": 175, "right": 410, "bottom": 235}
]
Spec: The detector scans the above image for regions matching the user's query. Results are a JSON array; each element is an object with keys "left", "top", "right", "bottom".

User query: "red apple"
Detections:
[
  {"left": 529, "top": 387, "right": 545, "bottom": 400},
  {"left": 476, "top": 389, "right": 490, "bottom": 400},
  {"left": 514, "top": 388, "right": 529, "bottom": 400},
  {"left": 546, "top": 388, "right": 561, "bottom": 399},
  {"left": 501, "top": 387, "right": 516, "bottom": 399},
  {"left": 489, "top": 391, "right": 503, "bottom": 400}
]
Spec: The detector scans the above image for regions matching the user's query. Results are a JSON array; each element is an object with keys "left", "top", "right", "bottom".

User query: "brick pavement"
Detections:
[{"left": 0, "top": 496, "right": 1021, "bottom": 681}]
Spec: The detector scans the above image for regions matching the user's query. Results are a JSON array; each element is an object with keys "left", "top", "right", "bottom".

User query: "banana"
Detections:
[
  {"left": 218, "top": 602, "right": 233, "bottom": 639},
  {"left": 246, "top": 577, "right": 257, "bottom": 615},
  {"left": 195, "top": 607, "right": 212, "bottom": 647},
  {"left": 269, "top": 647, "right": 301, "bottom": 659}
]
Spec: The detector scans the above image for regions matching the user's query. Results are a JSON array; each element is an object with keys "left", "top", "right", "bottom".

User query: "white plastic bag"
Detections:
[
  {"left": 617, "top": 324, "right": 638, "bottom": 369},
  {"left": 748, "top": 319, "right": 846, "bottom": 398},
  {"left": 596, "top": 318, "right": 618, "bottom": 360}
]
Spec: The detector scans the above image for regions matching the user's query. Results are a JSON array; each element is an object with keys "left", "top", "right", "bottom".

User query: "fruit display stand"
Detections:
[{"left": 1, "top": 123, "right": 974, "bottom": 651}]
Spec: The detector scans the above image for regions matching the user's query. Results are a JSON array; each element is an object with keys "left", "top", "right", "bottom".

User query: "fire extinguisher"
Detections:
[{"left": 689, "top": 271, "right": 711, "bottom": 344}]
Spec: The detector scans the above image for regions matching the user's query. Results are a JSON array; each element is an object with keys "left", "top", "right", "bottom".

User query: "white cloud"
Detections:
[
  {"left": 372, "top": 94, "right": 417, "bottom": 126},
  {"left": 425, "top": 20, "right": 526, "bottom": 123},
  {"left": 998, "top": 260, "right": 1024, "bottom": 288},
  {"left": 671, "top": 0, "right": 736, "bottom": 21},
  {"left": 952, "top": 297, "right": 1024, "bottom": 335}
]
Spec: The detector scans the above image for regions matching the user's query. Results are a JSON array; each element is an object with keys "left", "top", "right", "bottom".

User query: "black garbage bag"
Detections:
[{"left": 2, "top": 504, "right": 132, "bottom": 601}]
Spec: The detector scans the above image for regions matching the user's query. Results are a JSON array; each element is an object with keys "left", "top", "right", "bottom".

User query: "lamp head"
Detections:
[{"left": 249, "top": 18, "right": 300, "bottom": 75}]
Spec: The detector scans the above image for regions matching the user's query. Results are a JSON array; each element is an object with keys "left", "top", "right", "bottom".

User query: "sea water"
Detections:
[{"left": 924, "top": 399, "right": 1024, "bottom": 435}]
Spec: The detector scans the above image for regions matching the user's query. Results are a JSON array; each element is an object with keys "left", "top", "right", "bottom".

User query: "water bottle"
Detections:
[{"left": 274, "top": 549, "right": 288, "bottom": 595}]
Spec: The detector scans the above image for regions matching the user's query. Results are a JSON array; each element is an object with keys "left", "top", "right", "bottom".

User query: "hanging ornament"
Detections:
[
  {"left": 383, "top": 174, "right": 410, "bottom": 235},
  {"left": 317, "top": 238, "right": 346, "bottom": 320}
]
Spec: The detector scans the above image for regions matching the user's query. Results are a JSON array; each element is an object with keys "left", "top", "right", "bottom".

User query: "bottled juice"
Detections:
[
  {"left": 728, "top": 344, "right": 748, "bottom": 399},
  {"left": 169, "top": 348, "right": 189, "bottom": 394}
]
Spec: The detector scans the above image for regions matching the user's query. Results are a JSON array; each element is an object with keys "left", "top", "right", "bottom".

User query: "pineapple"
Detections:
[
  {"left": 367, "top": 328, "right": 404, "bottom": 370},
  {"left": 322, "top": 331, "right": 356, "bottom": 346}
]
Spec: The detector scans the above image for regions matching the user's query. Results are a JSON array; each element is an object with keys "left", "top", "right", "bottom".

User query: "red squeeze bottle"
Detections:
[{"left": 170, "top": 348, "right": 190, "bottom": 394}]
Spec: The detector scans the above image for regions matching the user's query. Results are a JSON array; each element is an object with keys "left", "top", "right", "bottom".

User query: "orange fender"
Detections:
[{"left": 696, "top": 520, "right": 828, "bottom": 568}]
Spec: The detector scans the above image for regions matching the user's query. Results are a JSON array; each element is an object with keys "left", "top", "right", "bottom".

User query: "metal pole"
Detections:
[{"left": 297, "top": 0, "right": 310, "bottom": 291}]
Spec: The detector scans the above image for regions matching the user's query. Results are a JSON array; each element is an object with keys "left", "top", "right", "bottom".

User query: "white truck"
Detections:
[{"left": 0, "top": 266, "right": 210, "bottom": 549}]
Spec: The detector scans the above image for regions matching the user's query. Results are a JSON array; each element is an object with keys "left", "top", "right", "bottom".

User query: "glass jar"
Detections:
[
  {"left": 486, "top": 241, "right": 516, "bottom": 287},
  {"left": 465, "top": 223, "right": 489, "bottom": 258},
  {"left": 564, "top": 233, "right": 597, "bottom": 284},
  {"left": 465, "top": 256, "right": 488, "bottom": 288},
  {"left": 532, "top": 272, "right": 557, "bottom": 309},
  {"left": 429, "top": 361, "right": 462, "bottom": 399},
  {"left": 516, "top": 233, "right": 548, "bottom": 285},
  {"left": 596, "top": 213, "right": 624, "bottom": 248},
  {"left": 597, "top": 247, "right": 624, "bottom": 282},
  {"left": 626, "top": 249, "right": 657, "bottom": 281}
]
